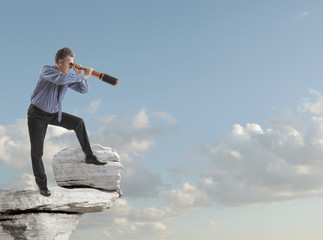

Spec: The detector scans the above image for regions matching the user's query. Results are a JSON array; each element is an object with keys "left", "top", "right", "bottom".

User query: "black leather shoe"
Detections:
[
  {"left": 39, "top": 187, "right": 51, "bottom": 197},
  {"left": 86, "top": 155, "right": 106, "bottom": 165}
]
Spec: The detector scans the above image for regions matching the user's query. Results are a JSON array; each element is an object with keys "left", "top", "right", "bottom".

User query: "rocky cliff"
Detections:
[{"left": 0, "top": 144, "right": 122, "bottom": 240}]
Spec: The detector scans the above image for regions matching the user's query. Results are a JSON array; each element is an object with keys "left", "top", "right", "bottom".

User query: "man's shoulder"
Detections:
[
  {"left": 40, "top": 65, "right": 57, "bottom": 74},
  {"left": 42, "top": 65, "right": 55, "bottom": 70}
]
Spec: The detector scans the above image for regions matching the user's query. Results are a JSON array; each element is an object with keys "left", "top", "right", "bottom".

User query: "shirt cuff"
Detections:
[{"left": 77, "top": 74, "right": 85, "bottom": 82}]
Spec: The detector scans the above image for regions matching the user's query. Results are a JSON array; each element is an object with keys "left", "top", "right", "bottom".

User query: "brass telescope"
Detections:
[{"left": 77, "top": 66, "right": 119, "bottom": 86}]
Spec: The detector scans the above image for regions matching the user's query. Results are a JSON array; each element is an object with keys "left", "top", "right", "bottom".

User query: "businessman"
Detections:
[{"left": 27, "top": 47, "right": 106, "bottom": 197}]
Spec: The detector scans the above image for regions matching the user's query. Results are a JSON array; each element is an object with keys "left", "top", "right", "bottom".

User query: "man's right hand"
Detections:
[{"left": 83, "top": 67, "right": 94, "bottom": 79}]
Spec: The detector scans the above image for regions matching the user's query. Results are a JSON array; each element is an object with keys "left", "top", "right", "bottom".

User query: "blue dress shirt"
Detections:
[{"left": 30, "top": 65, "right": 88, "bottom": 122}]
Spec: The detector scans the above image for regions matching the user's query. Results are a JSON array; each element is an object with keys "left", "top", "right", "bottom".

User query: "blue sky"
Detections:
[{"left": 1, "top": 0, "right": 323, "bottom": 239}]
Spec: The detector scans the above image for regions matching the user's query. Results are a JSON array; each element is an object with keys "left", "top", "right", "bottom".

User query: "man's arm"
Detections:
[
  {"left": 41, "top": 65, "right": 84, "bottom": 85},
  {"left": 68, "top": 63, "right": 93, "bottom": 93},
  {"left": 68, "top": 79, "right": 89, "bottom": 93}
]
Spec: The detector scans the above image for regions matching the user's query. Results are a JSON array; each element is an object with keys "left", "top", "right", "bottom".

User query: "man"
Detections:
[{"left": 27, "top": 47, "right": 106, "bottom": 197}]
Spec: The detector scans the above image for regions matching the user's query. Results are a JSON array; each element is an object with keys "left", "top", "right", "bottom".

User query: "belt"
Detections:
[{"left": 30, "top": 104, "right": 55, "bottom": 117}]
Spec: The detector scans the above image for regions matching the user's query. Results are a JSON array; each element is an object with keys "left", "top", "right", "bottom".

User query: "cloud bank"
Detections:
[
  {"left": 75, "top": 90, "right": 323, "bottom": 239},
  {"left": 0, "top": 106, "right": 176, "bottom": 198},
  {"left": 168, "top": 90, "right": 323, "bottom": 207},
  {"left": 4, "top": 92, "right": 323, "bottom": 239}
]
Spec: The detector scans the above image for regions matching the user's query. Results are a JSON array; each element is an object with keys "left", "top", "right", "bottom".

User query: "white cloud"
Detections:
[
  {"left": 296, "top": 11, "right": 310, "bottom": 18},
  {"left": 74, "top": 99, "right": 102, "bottom": 115},
  {"left": 125, "top": 139, "right": 154, "bottom": 152},
  {"left": 120, "top": 153, "right": 163, "bottom": 198},
  {"left": 76, "top": 182, "right": 214, "bottom": 240},
  {"left": 197, "top": 105, "right": 323, "bottom": 206},
  {"left": 299, "top": 89, "right": 323, "bottom": 114},
  {"left": 0, "top": 173, "right": 36, "bottom": 190},
  {"left": 92, "top": 109, "right": 165, "bottom": 154},
  {"left": 104, "top": 218, "right": 170, "bottom": 240},
  {"left": 133, "top": 108, "right": 151, "bottom": 129},
  {"left": 0, "top": 118, "right": 76, "bottom": 172},
  {"left": 109, "top": 190, "right": 209, "bottom": 222},
  {"left": 154, "top": 90, "right": 323, "bottom": 208},
  {"left": 163, "top": 182, "right": 211, "bottom": 212},
  {"left": 88, "top": 99, "right": 102, "bottom": 114},
  {"left": 77, "top": 198, "right": 173, "bottom": 240},
  {"left": 76, "top": 178, "right": 216, "bottom": 240},
  {"left": 88, "top": 108, "right": 177, "bottom": 198},
  {"left": 0, "top": 119, "right": 30, "bottom": 169},
  {"left": 153, "top": 112, "right": 178, "bottom": 125}
]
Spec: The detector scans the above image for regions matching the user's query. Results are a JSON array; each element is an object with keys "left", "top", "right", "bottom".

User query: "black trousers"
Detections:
[{"left": 27, "top": 104, "right": 93, "bottom": 189}]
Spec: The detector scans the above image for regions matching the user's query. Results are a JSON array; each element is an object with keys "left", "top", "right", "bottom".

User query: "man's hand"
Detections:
[
  {"left": 73, "top": 63, "right": 83, "bottom": 74},
  {"left": 83, "top": 67, "right": 94, "bottom": 79},
  {"left": 73, "top": 63, "right": 93, "bottom": 79}
]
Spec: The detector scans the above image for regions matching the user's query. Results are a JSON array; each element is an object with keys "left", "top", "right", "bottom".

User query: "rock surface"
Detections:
[
  {"left": 0, "top": 213, "right": 80, "bottom": 240},
  {"left": 52, "top": 144, "right": 122, "bottom": 195},
  {"left": 0, "top": 187, "right": 119, "bottom": 214},
  {"left": 0, "top": 145, "right": 123, "bottom": 240}
]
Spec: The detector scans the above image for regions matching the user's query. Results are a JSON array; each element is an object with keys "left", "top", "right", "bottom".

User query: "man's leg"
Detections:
[
  {"left": 49, "top": 112, "right": 93, "bottom": 157},
  {"left": 27, "top": 118, "right": 48, "bottom": 189},
  {"left": 49, "top": 112, "right": 106, "bottom": 165}
]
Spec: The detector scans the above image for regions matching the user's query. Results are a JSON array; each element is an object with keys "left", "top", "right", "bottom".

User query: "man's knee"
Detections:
[{"left": 74, "top": 117, "right": 85, "bottom": 130}]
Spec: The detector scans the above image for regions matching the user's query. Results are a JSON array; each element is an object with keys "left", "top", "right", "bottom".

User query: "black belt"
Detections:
[{"left": 30, "top": 104, "right": 55, "bottom": 117}]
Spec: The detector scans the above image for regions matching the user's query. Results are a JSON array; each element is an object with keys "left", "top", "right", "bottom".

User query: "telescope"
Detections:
[{"left": 77, "top": 66, "right": 119, "bottom": 86}]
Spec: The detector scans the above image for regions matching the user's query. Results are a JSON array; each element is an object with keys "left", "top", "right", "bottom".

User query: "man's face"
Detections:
[{"left": 58, "top": 56, "right": 74, "bottom": 73}]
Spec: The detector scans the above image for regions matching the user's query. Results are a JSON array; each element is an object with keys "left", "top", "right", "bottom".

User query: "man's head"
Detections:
[{"left": 55, "top": 47, "right": 75, "bottom": 73}]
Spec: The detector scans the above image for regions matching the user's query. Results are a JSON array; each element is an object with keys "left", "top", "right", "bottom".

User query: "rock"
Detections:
[
  {"left": 0, "top": 213, "right": 80, "bottom": 240},
  {"left": 0, "top": 187, "right": 120, "bottom": 239},
  {"left": 52, "top": 144, "right": 123, "bottom": 195},
  {"left": 0, "top": 187, "right": 119, "bottom": 214},
  {"left": 0, "top": 145, "right": 123, "bottom": 239}
]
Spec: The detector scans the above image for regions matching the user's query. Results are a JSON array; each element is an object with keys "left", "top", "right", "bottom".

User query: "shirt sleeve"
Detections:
[
  {"left": 40, "top": 65, "right": 84, "bottom": 85},
  {"left": 68, "top": 79, "right": 89, "bottom": 93}
]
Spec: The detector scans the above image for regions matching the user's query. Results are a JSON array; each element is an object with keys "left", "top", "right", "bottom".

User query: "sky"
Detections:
[{"left": 1, "top": 0, "right": 323, "bottom": 239}]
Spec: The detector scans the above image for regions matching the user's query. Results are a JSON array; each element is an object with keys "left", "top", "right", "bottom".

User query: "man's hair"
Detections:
[{"left": 55, "top": 47, "right": 75, "bottom": 64}]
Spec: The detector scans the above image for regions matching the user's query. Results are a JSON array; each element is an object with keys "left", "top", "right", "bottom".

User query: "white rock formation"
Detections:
[
  {"left": 0, "top": 213, "right": 80, "bottom": 240},
  {"left": 0, "top": 187, "right": 119, "bottom": 214},
  {"left": 0, "top": 144, "right": 123, "bottom": 240},
  {"left": 0, "top": 187, "right": 119, "bottom": 240},
  {"left": 52, "top": 144, "right": 122, "bottom": 195}
]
